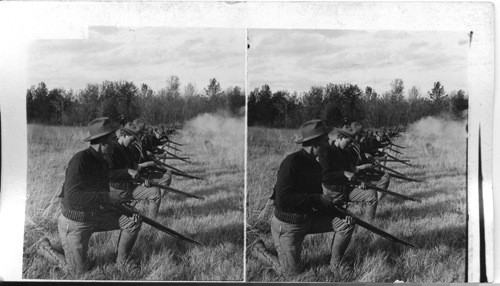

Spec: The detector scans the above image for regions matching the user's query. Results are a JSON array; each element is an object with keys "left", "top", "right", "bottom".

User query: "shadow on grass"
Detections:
[{"left": 377, "top": 199, "right": 461, "bottom": 221}]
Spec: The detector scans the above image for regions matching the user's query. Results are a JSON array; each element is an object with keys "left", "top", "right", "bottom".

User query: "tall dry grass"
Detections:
[
  {"left": 246, "top": 116, "right": 466, "bottom": 282},
  {"left": 23, "top": 113, "right": 244, "bottom": 281}
]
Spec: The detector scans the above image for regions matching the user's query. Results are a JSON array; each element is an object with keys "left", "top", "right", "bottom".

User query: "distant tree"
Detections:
[
  {"left": 408, "top": 86, "right": 421, "bottom": 101},
  {"left": 449, "top": 89, "right": 468, "bottom": 119},
  {"left": 184, "top": 83, "right": 197, "bottom": 97},
  {"left": 428, "top": 81, "right": 446, "bottom": 102},
  {"left": 204, "top": 78, "right": 222, "bottom": 98},
  {"left": 390, "top": 78, "right": 404, "bottom": 101},
  {"left": 226, "top": 86, "right": 245, "bottom": 116},
  {"left": 166, "top": 75, "right": 181, "bottom": 97}
]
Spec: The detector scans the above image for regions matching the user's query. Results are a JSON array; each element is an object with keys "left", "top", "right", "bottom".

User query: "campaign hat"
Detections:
[
  {"left": 84, "top": 117, "right": 120, "bottom": 142},
  {"left": 295, "top": 120, "right": 332, "bottom": 144},
  {"left": 333, "top": 125, "right": 357, "bottom": 140},
  {"left": 121, "top": 122, "right": 140, "bottom": 137}
]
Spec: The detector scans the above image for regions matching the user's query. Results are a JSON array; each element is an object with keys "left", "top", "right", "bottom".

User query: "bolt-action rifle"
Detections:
[
  {"left": 105, "top": 202, "right": 203, "bottom": 246},
  {"left": 161, "top": 144, "right": 182, "bottom": 153},
  {"left": 387, "top": 147, "right": 404, "bottom": 155},
  {"left": 366, "top": 168, "right": 422, "bottom": 183},
  {"left": 151, "top": 162, "right": 204, "bottom": 180},
  {"left": 164, "top": 149, "right": 191, "bottom": 164},
  {"left": 377, "top": 152, "right": 412, "bottom": 167},
  {"left": 388, "top": 142, "right": 406, "bottom": 149},
  {"left": 138, "top": 176, "right": 204, "bottom": 200},
  {"left": 332, "top": 205, "right": 415, "bottom": 248},
  {"left": 352, "top": 179, "right": 421, "bottom": 202}
]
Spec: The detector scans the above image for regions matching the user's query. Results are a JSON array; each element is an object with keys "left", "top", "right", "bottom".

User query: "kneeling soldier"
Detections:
[
  {"left": 109, "top": 122, "right": 172, "bottom": 219},
  {"left": 57, "top": 117, "right": 142, "bottom": 275},
  {"left": 254, "top": 120, "right": 354, "bottom": 276}
]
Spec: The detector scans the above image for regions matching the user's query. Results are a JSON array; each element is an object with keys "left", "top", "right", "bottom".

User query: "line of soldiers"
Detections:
[
  {"left": 252, "top": 119, "right": 416, "bottom": 277},
  {"left": 36, "top": 117, "right": 191, "bottom": 276}
]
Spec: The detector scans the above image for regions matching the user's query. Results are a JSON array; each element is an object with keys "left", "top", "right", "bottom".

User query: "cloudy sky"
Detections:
[
  {"left": 28, "top": 27, "right": 245, "bottom": 92},
  {"left": 248, "top": 29, "right": 470, "bottom": 96}
]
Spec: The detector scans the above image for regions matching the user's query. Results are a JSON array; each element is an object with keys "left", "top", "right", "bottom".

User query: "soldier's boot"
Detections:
[
  {"left": 330, "top": 231, "right": 353, "bottom": 266},
  {"left": 250, "top": 239, "right": 280, "bottom": 270},
  {"left": 36, "top": 237, "right": 67, "bottom": 268}
]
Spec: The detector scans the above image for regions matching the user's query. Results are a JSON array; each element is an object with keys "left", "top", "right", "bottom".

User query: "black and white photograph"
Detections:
[
  {"left": 246, "top": 29, "right": 469, "bottom": 282},
  {"left": 0, "top": 1, "right": 495, "bottom": 283},
  {"left": 21, "top": 26, "right": 245, "bottom": 280}
]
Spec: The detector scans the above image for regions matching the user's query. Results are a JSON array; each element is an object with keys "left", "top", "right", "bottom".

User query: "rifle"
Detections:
[
  {"left": 378, "top": 152, "right": 413, "bottom": 167},
  {"left": 165, "top": 139, "right": 183, "bottom": 146},
  {"left": 352, "top": 179, "right": 421, "bottom": 202},
  {"left": 105, "top": 202, "right": 203, "bottom": 246},
  {"left": 139, "top": 176, "right": 205, "bottom": 200},
  {"left": 152, "top": 164, "right": 204, "bottom": 180},
  {"left": 332, "top": 206, "right": 415, "bottom": 248},
  {"left": 387, "top": 147, "right": 403, "bottom": 155},
  {"left": 161, "top": 144, "right": 182, "bottom": 153},
  {"left": 164, "top": 150, "right": 191, "bottom": 164},
  {"left": 377, "top": 159, "right": 411, "bottom": 164},
  {"left": 388, "top": 142, "right": 406, "bottom": 149},
  {"left": 366, "top": 168, "right": 422, "bottom": 183}
]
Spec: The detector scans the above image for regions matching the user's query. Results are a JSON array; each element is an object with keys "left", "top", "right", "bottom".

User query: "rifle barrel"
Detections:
[
  {"left": 162, "top": 144, "right": 182, "bottom": 152},
  {"left": 355, "top": 180, "right": 421, "bottom": 202},
  {"left": 106, "top": 203, "right": 203, "bottom": 246},
  {"left": 366, "top": 169, "right": 421, "bottom": 183},
  {"left": 389, "top": 142, "right": 406, "bottom": 149},
  {"left": 333, "top": 206, "right": 415, "bottom": 248},
  {"left": 387, "top": 147, "right": 404, "bottom": 155},
  {"left": 377, "top": 164, "right": 407, "bottom": 177},
  {"left": 381, "top": 152, "right": 413, "bottom": 167},
  {"left": 165, "top": 150, "right": 190, "bottom": 163},
  {"left": 141, "top": 177, "right": 205, "bottom": 200}
]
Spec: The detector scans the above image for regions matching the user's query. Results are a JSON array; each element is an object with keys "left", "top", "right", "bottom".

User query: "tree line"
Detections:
[
  {"left": 248, "top": 79, "right": 468, "bottom": 129},
  {"left": 26, "top": 76, "right": 245, "bottom": 126}
]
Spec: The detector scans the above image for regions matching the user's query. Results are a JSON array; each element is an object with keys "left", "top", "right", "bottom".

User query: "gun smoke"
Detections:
[{"left": 407, "top": 115, "right": 467, "bottom": 140}]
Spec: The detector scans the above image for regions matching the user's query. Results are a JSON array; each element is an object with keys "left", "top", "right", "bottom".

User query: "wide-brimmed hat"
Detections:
[
  {"left": 121, "top": 122, "right": 140, "bottom": 137},
  {"left": 84, "top": 117, "right": 120, "bottom": 142},
  {"left": 132, "top": 118, "right": 146, "bottom": 132},
  {"left": 333, "top": 125, "right": 356, "bottom": 140},
  {"left": 295, "top": 120, "right": 332, "bottom": 144}
]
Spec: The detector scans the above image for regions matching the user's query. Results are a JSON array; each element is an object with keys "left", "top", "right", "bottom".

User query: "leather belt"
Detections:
[
  {"left": 274, "top": 208, "right": 308, "bottom": 224},
  {"left": 61, "top": 204, "right": 102, "bottom": 222}
]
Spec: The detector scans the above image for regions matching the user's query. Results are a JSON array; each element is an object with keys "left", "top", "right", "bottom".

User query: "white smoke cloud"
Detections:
[{"left": 407, "top": 116, "right": 467, "bottom": 140}]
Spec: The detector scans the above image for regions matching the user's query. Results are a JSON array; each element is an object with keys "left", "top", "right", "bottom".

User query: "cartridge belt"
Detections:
[
  {"left": 274, "top": 208, "right": 309, "bottom": 224},
  {"left": 61, "top": 204, "right": 102, "bottom": 222}
]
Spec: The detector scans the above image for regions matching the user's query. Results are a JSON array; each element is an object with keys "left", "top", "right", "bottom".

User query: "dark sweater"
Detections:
[
  {"left": 319, "top": 144, "right": 353, "bottom": 186},
  {"left": 109, "top": 143, "right": 136, "bottom": 189},
  {"left": 61, "top": 147, "right": 111, "bottom": 211},
  {"left": 270, "top": 149, "right": 324, "bottom": 214}
]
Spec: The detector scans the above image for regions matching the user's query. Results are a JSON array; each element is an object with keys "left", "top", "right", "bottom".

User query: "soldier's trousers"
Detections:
[
  {"left": 57, "top": 210, "right": 141, "bottom": 275},
  {"left": 323, "top": 185, "right": 378, "bottom": 221},
  {"left": 270, "top": 213, "right": 354, "bottom": 276},
  {"left": 110, "top": 185, "right": 161, "bottom": 218}
]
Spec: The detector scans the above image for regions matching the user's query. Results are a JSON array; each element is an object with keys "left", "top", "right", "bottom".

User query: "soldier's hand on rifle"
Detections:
[
  {"left": 131, "top": 213, "right": 142, "bottom": 224},
  {"left": 143, "top": 179, "right": 152, "bottom": 188},
  {"left": 161, "top": 170, "right": 173, "bottom": 186},
  {"left": 356, "top": 163, "right": 373, "bottom": 172},
  {"left": 344, "top": 171, "right": 355, "bottom": 181},
  {"left": 343, "top": 215, "right": 354, "bottom": 226}
]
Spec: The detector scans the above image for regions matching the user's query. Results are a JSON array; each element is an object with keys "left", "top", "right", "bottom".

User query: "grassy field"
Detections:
[
  {"left": 23, "top": 113, "right": 244, "bottom": 281},
  {"left": 246, "top": 117, "right": 467, "bottom": 282}
]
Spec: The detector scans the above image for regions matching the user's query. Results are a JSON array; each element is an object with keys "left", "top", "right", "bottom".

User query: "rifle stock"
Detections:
[
  {"left": 333, "top": 206, "right": 415, "bottom": 247},
  {"left": 105, "top": 202, "right": 203, "bottom": 246}
]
